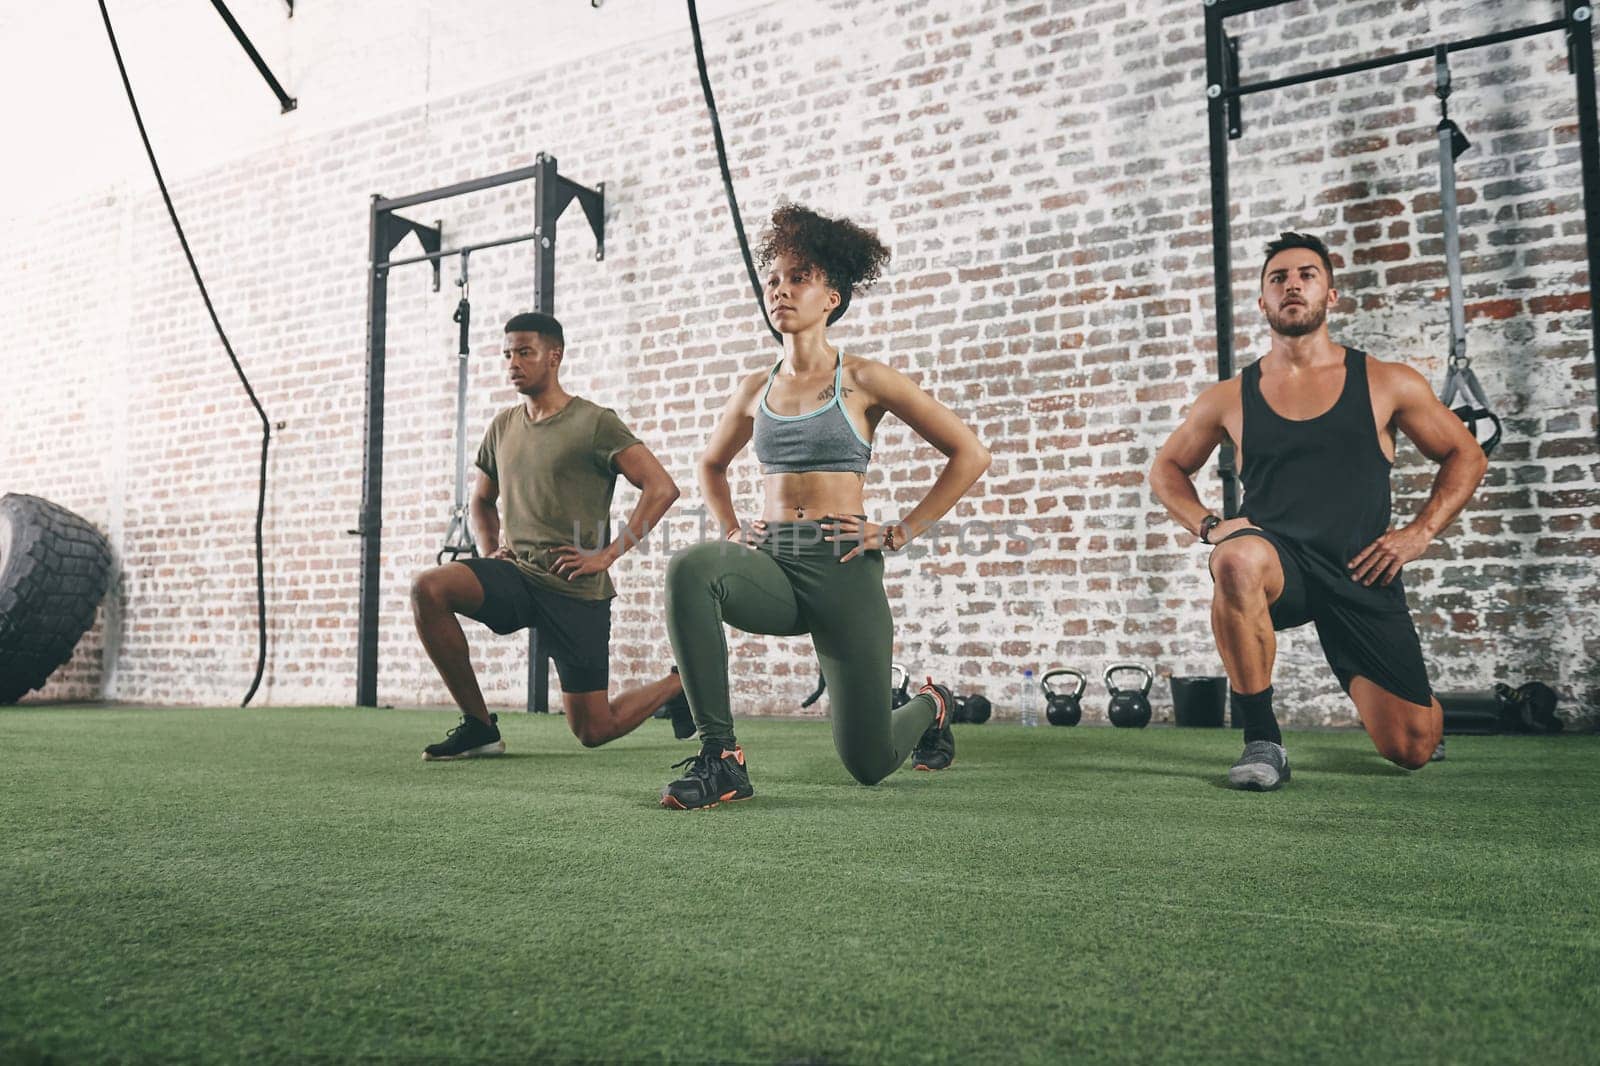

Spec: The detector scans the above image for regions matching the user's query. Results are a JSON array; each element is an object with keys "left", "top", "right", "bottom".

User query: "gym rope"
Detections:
[
  {"left": 686, "top": 0, "right": 782, "bottom": 346},
  {"left": 97, "top": 0, "right": 273, "bottom": 707}
]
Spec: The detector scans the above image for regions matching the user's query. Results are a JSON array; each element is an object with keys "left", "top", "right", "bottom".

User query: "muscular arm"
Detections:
[
  {"left": 1149, "top": 382, "right": 1235, "bottom": 538},
  {"left": 854, "top": 360, "right": 990, "bottom": 541},
  {"left": 1348, "top": 363, "right": 1489, "bottom": 585},
  {"left": 469, "top": 470, "right": 504, "bottom": 557},
  {"left": 697, "top": 373, "right": 764, "bottom": 536},
  {"left": 606, "top": 443, "right": 681, "bottom": 560}
]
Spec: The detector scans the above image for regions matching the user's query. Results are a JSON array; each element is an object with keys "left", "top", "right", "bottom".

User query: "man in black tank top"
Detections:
[{"left": 1149, "top": 232, "right": 1487, "bottom": 790}]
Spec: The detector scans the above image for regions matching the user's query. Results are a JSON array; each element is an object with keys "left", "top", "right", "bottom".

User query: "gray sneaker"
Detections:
[
  {"left": 1430, "top": 739, "right": 1446, "bottom": 762},
  {"left": 1228, "top": 740, "right": 1290, "bottom": 791}
]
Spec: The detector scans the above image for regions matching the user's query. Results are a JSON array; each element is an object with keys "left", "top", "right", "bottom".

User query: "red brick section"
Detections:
[{"left": 4, "top": 0, "right": 1596, "bottom": 727}]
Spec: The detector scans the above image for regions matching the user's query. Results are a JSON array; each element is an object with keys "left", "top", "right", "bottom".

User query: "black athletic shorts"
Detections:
[
  {"left": 457, "top": 558, "right": 611, "bottom": 693},
  {"left": 1214, "top": 528, "right": 1433, "bottom": 707}
]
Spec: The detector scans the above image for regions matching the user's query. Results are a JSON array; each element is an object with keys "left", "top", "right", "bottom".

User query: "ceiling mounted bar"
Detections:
[
  {"left": 1221, "top": 18, "right": 1567, "bottom": 100},
  {"left": 209, "top": 0, "right": 296, "bottom": 113}
]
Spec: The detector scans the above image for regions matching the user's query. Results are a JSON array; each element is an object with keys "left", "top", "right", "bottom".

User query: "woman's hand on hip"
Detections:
[
  {"left": 725, "top": 520, "right": 768, "bottom": 547},
  {"left": 820, "top": 513, "right": 906, "bottom": 563}
]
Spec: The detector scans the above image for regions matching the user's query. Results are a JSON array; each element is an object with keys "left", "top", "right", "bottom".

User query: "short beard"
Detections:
[{"left": 1266, "top": 301, "right": 1326, "bottom": 338}]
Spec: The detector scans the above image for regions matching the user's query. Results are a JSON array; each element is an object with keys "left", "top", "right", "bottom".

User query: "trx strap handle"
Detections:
[
  {"left": 1440, "top": 366, "right": 1502, "bottom": 455},
  {"left": 1434, "top": 47, "right": 1502, "bottom": 456},
  {"left": 439, "top": 249, "right": 479, "bottom": 565}
]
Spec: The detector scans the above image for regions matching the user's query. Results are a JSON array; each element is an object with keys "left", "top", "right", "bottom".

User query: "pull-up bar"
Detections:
[
  {"left": 377, "top": 229, "right": 545, "bottom": 271},
  {"left": 1215, "top": 18, "right": 1569, "bottom": 101}
]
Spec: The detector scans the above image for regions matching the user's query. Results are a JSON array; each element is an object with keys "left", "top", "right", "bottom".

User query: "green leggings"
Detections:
[{"left": 664, "top": 521, "right": 939, "bottom": 785}]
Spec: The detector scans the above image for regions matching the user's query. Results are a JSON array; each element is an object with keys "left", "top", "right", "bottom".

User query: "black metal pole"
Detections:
[
  {"left": 525, "top": 154, "right": 561, "bottom": 715},
  {"left": 532, "top": 154, "right": 559, "bottom": 318},
  {"left": 1566, "top": 0, "right": 1600, "bottom": 443},
  {"left": 356, "top": 200, "right": 388, "bottom": 707},
  {"left": 1205, "top": 2, "right": 1241, "bottom": 517},
  {"left": 208, "top": 0, "right": 296, "bottom": 113}
]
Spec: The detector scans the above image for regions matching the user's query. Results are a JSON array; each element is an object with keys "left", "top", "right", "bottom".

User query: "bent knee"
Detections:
[
  {"left": 840, "top": 755, "right": 893, "bottom": 787},
  {"left": 666, "top": 543, "right": 725, "bottom": 593},
  {"left": 1209, "top": 541, "right": 1274, "bottom": 598},
  {"left": 1377, "top": 733, "right": 1436, "bottom": 770},
  {"left": 410, "top": 568, "right": 450, "bottom": 609},
  {"left": 571, "top": 720, "right": 616, "bottom": 748}
]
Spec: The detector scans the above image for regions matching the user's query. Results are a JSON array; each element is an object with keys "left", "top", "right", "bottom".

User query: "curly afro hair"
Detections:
[{"left": 755, "top": 203, "right": 890, "bottom": 324}]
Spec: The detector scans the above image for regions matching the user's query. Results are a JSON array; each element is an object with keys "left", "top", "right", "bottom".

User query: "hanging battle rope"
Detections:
[
  {"left": 686, "top": 0, "right": 781, "bottom": 345},
  {"left": 1433, "top": 46, "right": 1502, "bottom": 456},
  {"left": 438, "top": 249, "right": 478, "bottom": 565},
  {"left": 97, "top": 0, "right": 273, "bottom": 707}
]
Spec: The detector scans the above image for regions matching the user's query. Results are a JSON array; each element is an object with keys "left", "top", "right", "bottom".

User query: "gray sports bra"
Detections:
[{"left": 752, "top": 353, "right": 874, "bottom": 475}]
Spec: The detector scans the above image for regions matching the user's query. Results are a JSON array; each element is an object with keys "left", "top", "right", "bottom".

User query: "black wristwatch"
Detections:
[{"left": 1198, "top": 514, "right": 1223, "bottom": 545}]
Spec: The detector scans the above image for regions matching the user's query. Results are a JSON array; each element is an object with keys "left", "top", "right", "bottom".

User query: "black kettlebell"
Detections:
[
  {"left": 1040, "top": 668, "right": 1086, "bottom": 726},
  {"left": 1104, "top": 663, "right": 1154, "bottom": 728},
  {"left": 955, "top": 692, "right": 992, "bottom": 724},
  {"left": 890, "top": 664, "right": 911, "bottom": 709}
]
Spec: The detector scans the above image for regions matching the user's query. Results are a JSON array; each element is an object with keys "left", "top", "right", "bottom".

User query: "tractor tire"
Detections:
[{"left": 0, "top": 494, "right": 114, "bottom": 704}]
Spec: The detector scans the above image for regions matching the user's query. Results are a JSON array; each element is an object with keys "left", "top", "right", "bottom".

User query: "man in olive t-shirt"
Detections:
[{"left": 409, "top": 312, "right": 690, "bottom": 760}]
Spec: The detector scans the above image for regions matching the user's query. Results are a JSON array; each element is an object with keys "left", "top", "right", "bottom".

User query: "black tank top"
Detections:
[{"left": 1240, "top": 347, "right": 1397, "bottom": 583}]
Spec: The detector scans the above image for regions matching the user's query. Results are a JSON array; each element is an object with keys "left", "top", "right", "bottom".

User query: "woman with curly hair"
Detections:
[{"left": 659, "top": 203, "right": 991, "bottom": 809}]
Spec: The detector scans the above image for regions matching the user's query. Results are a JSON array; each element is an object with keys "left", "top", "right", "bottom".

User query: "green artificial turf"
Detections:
[{"left": 1, "top": 707, "right": 1596, "bottom": 1065}]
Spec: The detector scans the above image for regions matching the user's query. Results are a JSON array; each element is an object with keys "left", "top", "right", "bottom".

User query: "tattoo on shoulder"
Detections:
[{"left": 818, "top": 384, "right": 854, "bottom": 402}]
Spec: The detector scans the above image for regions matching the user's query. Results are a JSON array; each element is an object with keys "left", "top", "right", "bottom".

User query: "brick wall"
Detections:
[{"left": 4, "top": 0, "right": 1595, "bottom": 727}]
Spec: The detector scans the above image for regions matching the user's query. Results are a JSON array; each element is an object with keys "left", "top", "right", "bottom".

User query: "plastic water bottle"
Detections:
[{"left": 1019, "top": 669, "right": 1039, "bottom": 727}]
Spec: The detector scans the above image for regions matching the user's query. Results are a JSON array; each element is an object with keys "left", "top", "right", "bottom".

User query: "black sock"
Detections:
[{"left": 1232, "top": 686, "right": 1281, "bottom": 746}]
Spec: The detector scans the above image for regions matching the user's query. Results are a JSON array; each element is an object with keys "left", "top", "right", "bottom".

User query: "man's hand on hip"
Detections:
[
  {"left": 1348, "top": 524, "right": 1430, "bottom": 586},
  {"left": 551, "top": 544, "right": 616, "bottom": 581}
]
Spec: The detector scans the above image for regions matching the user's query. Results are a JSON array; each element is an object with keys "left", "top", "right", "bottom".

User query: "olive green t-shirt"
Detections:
[{"left": 474, "top": 397, "right": 641, "bottom": 601}]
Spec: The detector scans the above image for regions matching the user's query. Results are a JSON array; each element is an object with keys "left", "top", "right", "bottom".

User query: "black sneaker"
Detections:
[
  {"left": 660, "top": 744, "right": 753, "bottom": 810},
  {"left": 911, "top": 678, "right": 956, "bottom": 771},
  {"left": 658, "top": 667, "right": 696, "bottom": 741},
  {"left": 422, "top": 713, "right": 505, "bottom": 761}
]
